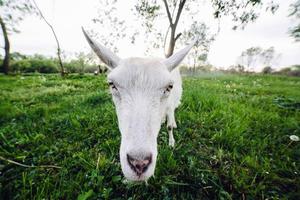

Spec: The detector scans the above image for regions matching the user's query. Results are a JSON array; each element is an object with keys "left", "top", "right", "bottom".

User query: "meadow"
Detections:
[{"left": 0, "top": 73, "right": 299, "bottom": 199}]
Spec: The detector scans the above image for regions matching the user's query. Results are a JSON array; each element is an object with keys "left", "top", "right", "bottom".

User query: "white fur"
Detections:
[
  {"left": 108, "top": 58, "right": 181, "bottom": 181},
  {"left": 83, "top": 28, "right": 195, "bottom": 181}
]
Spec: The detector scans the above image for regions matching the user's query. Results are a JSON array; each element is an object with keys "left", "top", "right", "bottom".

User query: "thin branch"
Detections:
[
  {"left": 174, "top": 32, "right": 182, "bottom": 41},
  {"left": 163, "top": 0, "right": 173, "bottom": 25},
  {"left": 31, "top": 0, "right": 65, "bottom": 76},
  {"left": 174, "top": 0, "right": 186, "bottom": 27},
  {"left": 0, "top": 156, "right": 62, "bottom": 169},
  {"left": 171, "top": 0, "right": 179, "bottom": 19}
]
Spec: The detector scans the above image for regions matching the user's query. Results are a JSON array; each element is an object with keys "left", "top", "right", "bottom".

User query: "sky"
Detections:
[{"left": 3, "top": 0, "right": 300, "bottom": 70}]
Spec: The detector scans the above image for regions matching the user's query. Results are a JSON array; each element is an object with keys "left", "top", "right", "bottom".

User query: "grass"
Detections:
[{"left": 0, "top": 73, "right": 299, "bottom": 199}]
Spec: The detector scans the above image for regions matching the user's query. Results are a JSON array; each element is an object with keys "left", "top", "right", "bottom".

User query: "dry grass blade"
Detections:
[{"left": 0, "top": 156, "right": 62, "bottom": 169}]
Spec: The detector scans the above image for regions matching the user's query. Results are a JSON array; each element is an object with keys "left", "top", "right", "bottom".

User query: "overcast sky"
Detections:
[{"left": 4, "top": 0, "right": 300, "bottom": 70}]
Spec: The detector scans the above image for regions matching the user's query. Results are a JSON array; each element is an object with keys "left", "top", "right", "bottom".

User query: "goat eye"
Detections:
[
  {"left": 164, "top": 84, "right": 173, "bottom": 94},
  {"left": 108, "top": 81, "right": 117, "bottom": 90}
]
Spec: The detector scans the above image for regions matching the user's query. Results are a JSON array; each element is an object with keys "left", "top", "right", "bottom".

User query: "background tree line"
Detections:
[
  {"left": 1, "top": 47, "right": 299, "bottom": 76},
  {"left": 0, "top": 51, "right": 104, "bottom": 74}
]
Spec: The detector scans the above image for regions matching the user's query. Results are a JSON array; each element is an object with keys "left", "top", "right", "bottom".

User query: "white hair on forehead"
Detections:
[{"left": 108, "top": 57, "right": 172, "bottom": 90}]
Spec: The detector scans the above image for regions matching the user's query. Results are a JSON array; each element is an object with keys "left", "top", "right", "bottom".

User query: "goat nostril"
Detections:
[
  {"left": 136, "top": 163, "right": 142, "bottom": 170},
  {"left": 127, "top": 153, "right": 152, "bottom": 175}
]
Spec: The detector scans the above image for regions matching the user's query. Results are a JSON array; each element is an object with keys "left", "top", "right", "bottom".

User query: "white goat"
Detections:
[{"left": 83, "top": 28, "right": 196, "bottom": 181}]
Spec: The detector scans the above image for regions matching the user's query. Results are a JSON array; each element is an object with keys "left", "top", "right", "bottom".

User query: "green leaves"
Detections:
[
  {"left": 77, "top": 189, "right": 94, "bottom": 200},
  {"left": 212, "top": 0, "right": 278, "bottom": 29},
  {"left": 289, "top": 1, "right": 300, "bottom": 42},
  {"left": 0, "top": 0, "right": 37, "bottom": 33}
]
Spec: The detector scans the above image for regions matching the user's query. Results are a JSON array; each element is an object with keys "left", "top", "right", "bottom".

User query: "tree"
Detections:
[
  {"left": 32, "top": 0, "right": 65, "bottom": 76},
  {"left": 75, "top": 52, "right": 86, "bottom": 74},
  {"left": 260, "top": 47, "right": 275, "bottom": 66},
  {"left": 134, "top": 0, "right": 278, "bottom": 58},
  {"left": 289, "top": 0, "right": 300, "bottom": 42},
  {"left": 260, "top": 47, "right": 281, "bottom": 67},
  {"left": 0, "top": 0, "right": 36, "bottom": 74},
  {"left": 10, "top": 52, "right": 27, "bottom": 61},
  {"left": 237, "top": 46, "right": 280, "bottom": 71},
  {"left": 238, "top": 47, "right": 262, "bottom": 71},
  {"left": 181, "top": 22, "right": 214, "bottom": 72},
  {"left": 236, "top": 64, "right": 245, "bottom": 73},
  {"left": 91, "top": 0, "right": 128, "bottom": 54},
  {"left": 74, "top": 52, "right": 97, "bottom": 74},
  {"left": 91, "top": 0, "right": 277, "bottom": 60}
]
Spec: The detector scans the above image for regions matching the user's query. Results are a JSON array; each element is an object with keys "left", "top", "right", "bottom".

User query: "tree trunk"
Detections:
[
  {"left": 163, "top": 0, "right": 186, "bottom": 58},
  {"left": 0, "top": 15, "right": 10, "bottom": 74},
  {"left": 165, "top": 27, "right": 176, "bottom": 58},
  {"left": 165, "top": 27, "right": 183, "bottom": 58}
]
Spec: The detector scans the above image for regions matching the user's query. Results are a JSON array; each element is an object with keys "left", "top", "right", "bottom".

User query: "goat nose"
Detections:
[{"left": 127, "top": 154, "right": 152, "bottom": 175}]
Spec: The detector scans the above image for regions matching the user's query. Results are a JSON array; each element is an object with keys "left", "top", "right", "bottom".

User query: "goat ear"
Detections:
[
  {"left": 163, "top": 39, "right": 197, "bottom": 71},
  {"left": 82, "top": 27, "right": 120, "bottom": 70}
]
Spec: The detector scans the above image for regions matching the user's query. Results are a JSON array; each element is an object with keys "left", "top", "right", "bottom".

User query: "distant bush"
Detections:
[
  {"left": 10, "top": 54, "right": 58, "bottom": 73},
  {"left": 262, "top": 66, "right": 273, "bottom": 74},
  {"left": 291, "top": 65, "right": 300, "bottom": 71},
  {"left": 288, "top": 70, "right": 300, "bottom": 76},
  {"left": 225, "top": 64, "right": 246, "bottom": 74},
  {"left": 278, "top": 67, "right": 292, "bottom": 74},
  {"left": 180, "top": 65, "right": 191, "bottom": 74},
  {"left": 275, "top": 65, "right": 300, "bottom": 77},
  {"left": 84, "top": 65, "right": 99, "bottom": 73},
  {"left": 235, "top": 64, "right": 245, "bottom": 72},
  {"left": 7, "top": 52, "right": 104, "bottom": 74},
  {"left": 28, "top": 55, "right": 58, "bottom": 73},
  {"left": 11, "top": 59, "right": 31, "bottom": 72},
  {"left": 10, "top": 52, "right": 27, "bottom": 61},
  {"left": 180, "top": 64, "right": 214, "bottom": 75},
  {"left": 63, "top": 61, "right": 101, "bottom": 74},
  {"left": 64, "top": 60, "right": 80, "bottom": 73}
]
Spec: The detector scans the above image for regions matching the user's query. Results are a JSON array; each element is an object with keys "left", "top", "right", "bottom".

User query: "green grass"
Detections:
[{"left": 0, "top": 73, "right": 299, "bottom": 199}]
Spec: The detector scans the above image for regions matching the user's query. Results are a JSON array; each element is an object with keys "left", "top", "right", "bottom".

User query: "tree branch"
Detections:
[
  {"left": 171, "top": 0, "right": 179, "bottom": 19},
  {"left": 31, "top": 0, "right": 65, "bottom": 76},
  {"left": 163, "top": 0, "right": 173, "bottom": 26},
  {"left": 175, "top": 32, "right": 182, "bottom": 41},
  {"left": 174, "top": 0, "right": 186, "bottom": 27}
]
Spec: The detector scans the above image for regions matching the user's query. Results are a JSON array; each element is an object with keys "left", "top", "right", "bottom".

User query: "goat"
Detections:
[{"left": 83, "top": 28, "right": 196, "bottom": 181}]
